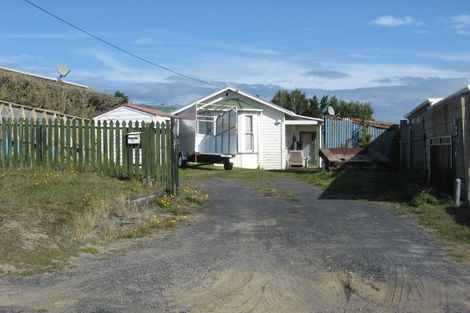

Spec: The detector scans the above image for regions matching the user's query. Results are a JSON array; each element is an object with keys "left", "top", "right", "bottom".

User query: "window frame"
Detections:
[{"left": 245, "top": 115, "right": 254, "bottom": 152}]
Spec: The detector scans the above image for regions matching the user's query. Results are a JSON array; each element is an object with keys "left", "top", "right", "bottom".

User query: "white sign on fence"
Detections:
[{"left": 127, "top": 132, "right": 141, "bottom": 145}]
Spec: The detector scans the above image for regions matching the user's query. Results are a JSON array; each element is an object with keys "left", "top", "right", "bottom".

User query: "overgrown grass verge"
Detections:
[
  {"left": 0, "top": 168, "right": 205, "bottom": 275},
  {"left": 180, "top": 165, "right": 470, "bottom": 262},
  {"left": 108, "top": 187, "right": 207, "bottom": 240}
]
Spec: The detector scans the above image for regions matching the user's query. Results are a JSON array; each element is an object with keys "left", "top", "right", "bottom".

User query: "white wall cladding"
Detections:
[{"left": 258, "top": 106, "right": 284, "bottom": 170}]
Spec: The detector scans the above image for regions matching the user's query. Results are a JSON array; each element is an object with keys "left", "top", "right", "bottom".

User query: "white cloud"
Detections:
[
  {"left": 449, "top": 14, "right": 470, "bottom": 28},
  {"left": 448, "top": 15, "right": 470, "bottom": 35},
  {"left": 370, "top": 15, "right": 419, "bottom": 27},
  {"left": 70, "top": 49, "right": 470, "bottom": 92}
]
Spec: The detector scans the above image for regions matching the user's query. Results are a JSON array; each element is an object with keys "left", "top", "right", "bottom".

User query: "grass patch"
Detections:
[
  {"left": 181, "top": 165, "right": 470, "bottom": 262},
  {"left": 256, "top": 185, "right": 298, "bottom": 201},
  {"left": 80, "top": 246, "right": 99, "bottom": 255},
  {"left": 0, "top": 168, "right": 155, "bottom": 274}
]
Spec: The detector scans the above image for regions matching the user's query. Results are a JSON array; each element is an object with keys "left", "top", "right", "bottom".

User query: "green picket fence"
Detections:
[{"left": 0, "top": 118, "right": 177, "bottom": 191}]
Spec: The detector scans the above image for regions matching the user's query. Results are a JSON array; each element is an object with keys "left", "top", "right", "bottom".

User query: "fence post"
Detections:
[
  {"left": 47, "top": 119, "right": 53, "bottom": 167},
  {"left": 103, "top": 120, "right": 108, "bottom": 172},
  {"left": 13, "top": 118, "right": 18, "bottom": 167},
  {"left": 60, "top": 119, "right": 65, "bottom": 169},
  {"left": 24, "top": 119, "right": 30, "bottom": 168},
  {"left": 97, "top": 120, "right": 102, "bottom": 171},
  {"left": 1, "top": 118, "right": 6, "bottom": 167},
  {"left": 90, "top": 119, "right": 96, "bottom": 171},
  {"left": 133, "top": 122, "right": 140, "bottom": 178},
  {"left": 109, "top": 120, "right": 115, "bottom": 176},
  {"left": 155, "top": 122, "right": 161, "bottom": 184},
  {"left": 115, "top": 121, "right": 121, "bottom": 177},
  {"left": 53, "top": 119, "right": 59, "bottom": 168},
  {"left": 84, "top": 120, "right": 90, "bottom": 171},
  {"left": 78, "top": 119, "right": 84, "bottom": 171},
  {"left": 164, "top": 122, "right": 170, "bottom": 189},
  {"left": 149, "top": 122, "right": 156, "bottom": 184},
  {"left": 18, "top": 119, "right": 24, "bottom": 168},
  {"left": 121, "top": 121, "right": 128, "bottom": 178},
  {"left": 170, "top": 117, "right": 179, "bottom": 194}
]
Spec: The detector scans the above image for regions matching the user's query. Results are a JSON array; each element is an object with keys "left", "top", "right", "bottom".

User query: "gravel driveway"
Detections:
[{"left": 0, "top": 177, "right": 469, "bottom": 313}]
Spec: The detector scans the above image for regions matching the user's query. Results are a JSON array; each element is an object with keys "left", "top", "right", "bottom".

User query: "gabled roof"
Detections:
[
  {"left": 121, "top": 103, "right": 173, "bottom": 117},
  {"left": 405, "top": 85, "right": 470, "bottom": 119},
  {"left": 94, "top": 103, "right": 173, "bottom": 118},
  {"left": 172, "top": 87, "right": 323, "bottom": 122},
  {"left": 405, "top": 98, "right": 443, "bottom": 119},
  {"left": 430, "top": 85, "right": 470, "bottom": 112}
]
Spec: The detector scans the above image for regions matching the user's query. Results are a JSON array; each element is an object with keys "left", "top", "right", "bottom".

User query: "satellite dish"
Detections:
[
  {"left": 57, "top": 63, "right": 70, "bottom": 81},
  {"left": 327, "top": 105, "right": 335, "bottom": 116}
]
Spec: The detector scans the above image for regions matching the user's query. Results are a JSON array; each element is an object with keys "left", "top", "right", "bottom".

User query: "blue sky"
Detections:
[{"left": 1, "top": 0, "right": 470, "bottom": 121}]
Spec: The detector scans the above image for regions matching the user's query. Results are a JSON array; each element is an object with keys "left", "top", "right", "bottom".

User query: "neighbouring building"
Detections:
[
  {"left": 173, "top": 87, "right": 323, "bottom": 170},
  {"left": 93, "top": 103, "right": 173, "bottom": 124},
  {"left": 402, "top": 86, "right": 470, "bottom": 199}
]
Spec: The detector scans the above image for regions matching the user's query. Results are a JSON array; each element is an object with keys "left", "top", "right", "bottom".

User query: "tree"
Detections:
[
  {"left": 331, "top": 99, "right": 374, "bottom": 120},
  {"left": 272, "top": 90, "right": 292, "bottom": 111},
  {"left": 272, "top": 88, "right": 374, "bottom": 120},
  {"left": 306, "top": 95, "right": 329, "bottom": 118},
  {"left": 271, "top": 89, "right": 308, "bottom": 115},
  {"left": 114, "top": 90, "right": 129, "bottom": 104}
]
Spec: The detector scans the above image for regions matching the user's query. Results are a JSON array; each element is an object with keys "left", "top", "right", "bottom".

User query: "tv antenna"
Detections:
[
  {"left": 327, "top": 105, "right": 335, "bottom": 116},
  {"left": 56, "top": 63, "right": 70, "bottom": 81}
]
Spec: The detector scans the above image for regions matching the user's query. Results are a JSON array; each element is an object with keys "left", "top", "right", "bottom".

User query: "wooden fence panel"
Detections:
[
  {"left": 97, "top": 120, "right": 102, "bottom": 170},
  {"left": 0, "top": 118, "right": 178, "bottom": 192}
]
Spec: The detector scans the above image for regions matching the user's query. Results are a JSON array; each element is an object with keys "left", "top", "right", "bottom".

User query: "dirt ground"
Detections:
[{"left": 0, "top": 177, "right": 469, "bottom": 313}]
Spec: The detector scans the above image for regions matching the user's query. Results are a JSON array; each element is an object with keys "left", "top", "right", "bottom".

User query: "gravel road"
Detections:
[{"left": 0, "top": 177, "right": 469, "bottom": 313}]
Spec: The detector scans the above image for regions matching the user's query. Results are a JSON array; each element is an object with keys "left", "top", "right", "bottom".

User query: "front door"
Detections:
[{"left": 300, "top": 132, "right": 315, "bottom": 166}]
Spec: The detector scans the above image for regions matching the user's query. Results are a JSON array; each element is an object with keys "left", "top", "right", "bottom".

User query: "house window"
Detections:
[
  {"left": 197, "top": 120, "right": 214, "bottom": 135},
  {"left": 245, "top": 115, "right": 254, "bottom": 151}
]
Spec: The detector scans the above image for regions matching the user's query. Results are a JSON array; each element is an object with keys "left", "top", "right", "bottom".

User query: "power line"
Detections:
[{"left": 23, "top": 0, "right": 220, "bottom": 87}]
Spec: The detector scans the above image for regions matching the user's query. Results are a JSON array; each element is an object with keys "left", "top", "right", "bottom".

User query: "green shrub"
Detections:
[{"left": 410, "top": 189, "right": 439, "bottom": 207}]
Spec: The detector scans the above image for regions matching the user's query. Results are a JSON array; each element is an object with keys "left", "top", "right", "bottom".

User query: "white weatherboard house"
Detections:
[
  {"left": 173, "top": 87, "right": 323, "bottom": 170},
  {"left": 93, "top": 103, "right": 172, "bottom": 124}
]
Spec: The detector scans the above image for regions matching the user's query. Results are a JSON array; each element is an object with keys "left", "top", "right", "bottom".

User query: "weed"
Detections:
[{"left": 410, "top": 189, "right": 440, "bottom": 207}]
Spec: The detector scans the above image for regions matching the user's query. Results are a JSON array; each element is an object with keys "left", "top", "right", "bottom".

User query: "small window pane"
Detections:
[
  {"left": 197, "top": 121, "right": 213, "bottom": 135},
  {"left": 245, "top": 134, "right": 253, "bottom": 151},
  {"left": 245, "top": 116, "right": 253, "bottom": 132}
]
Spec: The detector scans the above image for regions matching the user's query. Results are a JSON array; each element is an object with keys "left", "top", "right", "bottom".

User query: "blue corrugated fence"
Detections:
[{"left": 324, "top": 116, "right": 397, "bottom": 156}]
